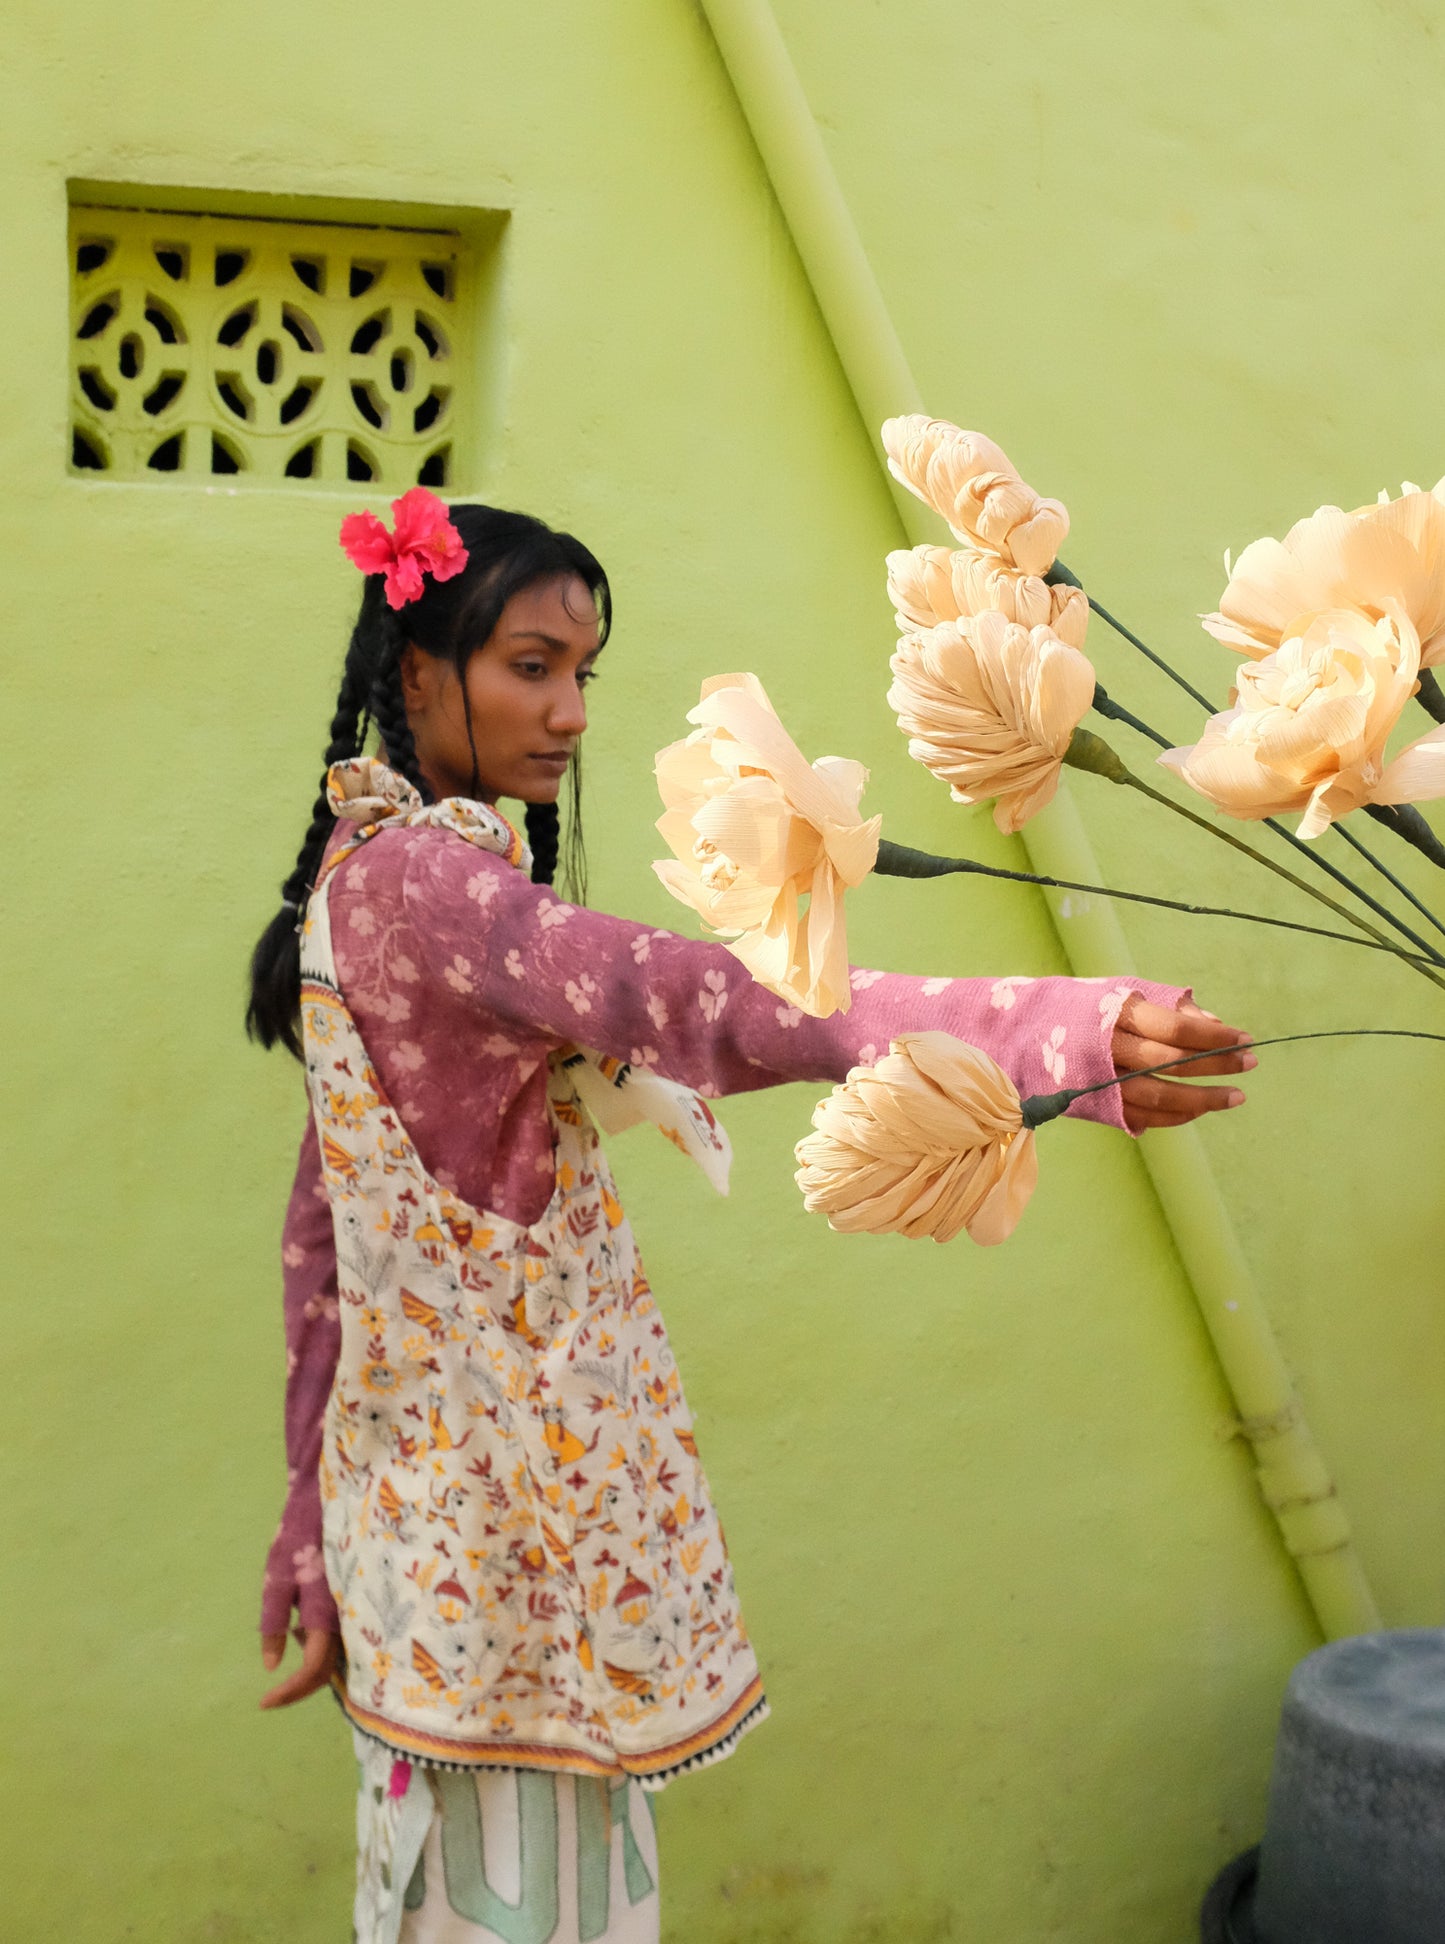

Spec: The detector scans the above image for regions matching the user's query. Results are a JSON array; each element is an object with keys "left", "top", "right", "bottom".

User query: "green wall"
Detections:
[{"left": 6, "top": 3, "right": 1443, "bottom": 1939}]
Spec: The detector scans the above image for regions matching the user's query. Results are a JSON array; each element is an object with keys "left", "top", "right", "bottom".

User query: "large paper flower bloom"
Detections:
[
  {"left": 1204, "top": 485, "right": 1445, "bottom": 668},
  {"left": 881, "top": 416, "right": 1069, "bottom": 576},
  {"left": 888, "top": 609, "right": 1096, "bottom": 833},
  {"left": 654, "top": 674, "right": 882, "bottom": 1017},
  {"left": 1161, "top": 609, "right": 1445, "bottom": 837},
  {"left": 886, "top": 543, "right": 1089, "bottom": 646},
  {"left": 794, "top": 1033, "right": 1038, "bottom": 1246}
]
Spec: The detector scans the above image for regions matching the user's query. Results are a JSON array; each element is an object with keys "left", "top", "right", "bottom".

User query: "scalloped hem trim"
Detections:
[
  {"left": 633, "top": 1693, "right": 770, "bottom": 1791},
  {"left": 334, "top": 1677, "right": 768, "bottom": 1791}
]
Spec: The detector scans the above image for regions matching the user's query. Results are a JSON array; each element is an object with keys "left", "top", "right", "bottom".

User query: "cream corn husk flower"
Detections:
[
  {"left": 794, "top": 1032, "right": 1037, "bottom": 1246},
  {"left": 1204, "top": 484, "right": 1445, "bottom": 667},
  {"left": 654, "top": 673, "right": 882, "bottom": 1018},
  {"left": 888, "top": 608, "right": 1096, "bottom": 833},
  {"left": 886, "top": 544, "right": 1089, "bottom": 646},
  {"left": 882, "top": 416, "right": 1069, "bottom": 576},
  {"left": 1161, "top": 609, "right": 1445, "bottom": 838}
]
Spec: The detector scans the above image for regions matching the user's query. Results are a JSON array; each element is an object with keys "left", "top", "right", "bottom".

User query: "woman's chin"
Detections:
[{"left": 512, "top": 766, "right": 567, "bottom": 804}]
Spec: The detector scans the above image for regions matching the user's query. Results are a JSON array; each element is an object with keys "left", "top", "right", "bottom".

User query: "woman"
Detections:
[{"left": 248, "top": 493, "right": 1251, "bottom": 1944}]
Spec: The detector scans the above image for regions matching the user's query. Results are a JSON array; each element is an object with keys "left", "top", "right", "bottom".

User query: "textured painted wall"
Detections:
[{"left": 5, "top": 2, "right": 1441, "bottom": 1939}]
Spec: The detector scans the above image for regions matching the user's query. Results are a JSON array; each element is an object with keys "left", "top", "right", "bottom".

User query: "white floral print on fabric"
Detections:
[
  {"left": 989, "top": 976, "right": 1033, "bottom": 1012},
  {"left": 1041, "top": 1026, "right": 1068, "bottom": 1084},
  {"left": 697, "top": 972, "right": 728, "bottom": 1023}
]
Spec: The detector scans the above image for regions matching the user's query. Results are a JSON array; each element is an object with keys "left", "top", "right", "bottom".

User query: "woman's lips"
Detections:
[{"left": 529, "top": 752, "right": 572, "bottom": 770}]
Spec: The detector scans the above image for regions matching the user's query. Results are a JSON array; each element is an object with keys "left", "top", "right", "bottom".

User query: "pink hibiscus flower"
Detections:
[{"left": 338, "top": 487, "right": 468, "bottom": 610}]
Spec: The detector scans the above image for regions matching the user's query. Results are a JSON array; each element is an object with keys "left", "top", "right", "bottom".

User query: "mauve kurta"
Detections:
[{"left": 262, "top": 818, "right": 1183, "bottom": 1635}]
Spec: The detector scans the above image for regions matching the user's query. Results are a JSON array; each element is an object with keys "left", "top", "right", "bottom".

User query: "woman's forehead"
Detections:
[{"left": 500, "top": 575, "right": 600, "bottom": 646}]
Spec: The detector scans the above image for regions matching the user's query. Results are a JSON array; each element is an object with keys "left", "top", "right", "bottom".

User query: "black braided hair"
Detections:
[
  {"left": 244, "top": 607, "right": 379, "bottom": 1056},
  {"left": 525, "top": 802, "right": 560, "bottom": 886},
  {"left": 247, "top": 504, "right": 609, "bottom": 1058},
  {"left": 367, "top": 617, "right": 432, "bottom": 805}
]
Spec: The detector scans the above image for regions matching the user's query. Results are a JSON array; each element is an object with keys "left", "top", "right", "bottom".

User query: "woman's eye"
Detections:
[
  {"left": 579, "top": 668, "right": 601, "bottom": 687},
  {"left": 514, "top": 660, "right": 547, "bottom": 679}
]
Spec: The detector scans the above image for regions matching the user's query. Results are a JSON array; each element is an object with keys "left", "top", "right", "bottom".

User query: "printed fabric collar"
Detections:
[{"left": 325, "top": 756, "right": 531, "bottom": 873}]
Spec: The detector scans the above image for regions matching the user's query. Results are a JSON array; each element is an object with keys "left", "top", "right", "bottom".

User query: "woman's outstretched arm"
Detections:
[{"left": 388, "top": 834, "right": 1250, "bottom": 1135}]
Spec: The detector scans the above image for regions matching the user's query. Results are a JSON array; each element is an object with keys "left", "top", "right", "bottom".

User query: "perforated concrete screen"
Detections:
[{"left": 68, "top": 202, "right": 479, "bottom": 489}]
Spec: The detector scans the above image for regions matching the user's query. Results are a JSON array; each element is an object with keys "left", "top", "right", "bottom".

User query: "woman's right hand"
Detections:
[
  {"left": 260, "top": 1626, "right": 342, "bottom": 1709},
  {"left": 1112, "top": 995, "right": 1254, "bottom": 1132}
]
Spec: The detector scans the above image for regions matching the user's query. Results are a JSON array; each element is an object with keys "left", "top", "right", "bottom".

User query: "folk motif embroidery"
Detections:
[{"left": 303, "top": 792, "right": 765, "bottom": 1784}]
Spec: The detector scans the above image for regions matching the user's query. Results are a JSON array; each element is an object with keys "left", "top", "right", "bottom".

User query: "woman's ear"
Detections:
[{"left": 398, "top": 642, "right": 430, "bottom": 715}]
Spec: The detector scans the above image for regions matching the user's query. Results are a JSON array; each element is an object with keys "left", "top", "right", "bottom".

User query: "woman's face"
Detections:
[{"left": 400, "top": 574, "right": 602, "bottom": 805}]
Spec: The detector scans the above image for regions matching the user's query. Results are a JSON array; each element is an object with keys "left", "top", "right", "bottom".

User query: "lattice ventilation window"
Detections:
[{"left": 69, "top": 205, "right": 475, "bottom": 489}]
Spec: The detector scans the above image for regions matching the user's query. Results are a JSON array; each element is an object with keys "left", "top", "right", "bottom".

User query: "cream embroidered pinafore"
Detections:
[{"left": 301, "top": 761, "right": 765, "bottom": 1787}]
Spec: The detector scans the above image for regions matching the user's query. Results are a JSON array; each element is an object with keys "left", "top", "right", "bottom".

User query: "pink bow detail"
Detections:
[{"left": 339, "top": 487, "right": 468, "bottom": 610}]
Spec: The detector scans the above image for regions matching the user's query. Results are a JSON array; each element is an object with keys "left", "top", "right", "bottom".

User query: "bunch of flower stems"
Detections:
[{"left": 876, "top": 566, "right": 1445, "bottom": 995}]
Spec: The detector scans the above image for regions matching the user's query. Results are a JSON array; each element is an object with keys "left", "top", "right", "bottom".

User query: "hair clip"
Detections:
[{"left": 339, "top": 487, "right": 468, "bottom": 611}]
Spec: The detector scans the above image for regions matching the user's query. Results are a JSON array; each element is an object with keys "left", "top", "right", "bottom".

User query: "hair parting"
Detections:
[{"left": 246, "top": 503, "right": 609, "bottom": 1058}]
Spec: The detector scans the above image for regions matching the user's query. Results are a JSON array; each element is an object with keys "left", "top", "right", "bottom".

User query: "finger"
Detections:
[
  {"left": 1114, "top": 1031, "right": 1258, "bottom": 1080},
  {"left": 261, "top": 1632, "right": 286, "bottom": 1671},
  {"left": 1120, "top": 1000, "right": 1252, "bottom": 1053},
  {"left": 1120, "top": 1075, "right": 1245, "bottom": 1120},
  {"left": 260, "top": 1631, "right": 340, "bottom": 1711},
  {"left": 1123, "top": 1105, "right": 1196, "bottom": 1133}
]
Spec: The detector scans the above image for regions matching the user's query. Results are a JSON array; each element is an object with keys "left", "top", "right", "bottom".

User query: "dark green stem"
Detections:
[
  {"left": 872, "top": 838, "right": 1437, "bottom": 967},
  {"left": 1096, "top": 672, "right": 1445, "bottom": 960},
  {"left": 1364, "top": 802, "right": 1445, "bottom": 874},
  {"left": 1091, "top": 683, "right": 1170, "bottom": 749},
  {"left": 1021, "top": 1027, "right": 1445, "bottom": 1127},
  {"left": 1331, "top": 819, "right": 1445, "bottom": 938},
  {"left": 1064, "top": 732, "right": 1445, "bottom": 994},
  {"left": 1057, "top": 562, "right": 1445, "bottom": 946},
  {"left": 1094, "top": 680, "right": 1445, "bottom": 952},
  {"left": 1417, "top": 670, "right": 1445, "bottom": 725}
]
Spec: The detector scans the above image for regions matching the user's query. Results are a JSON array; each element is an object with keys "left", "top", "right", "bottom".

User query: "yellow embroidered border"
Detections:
[{"left": 339, "top": 1674, "right": 768, "bottom": 1784}]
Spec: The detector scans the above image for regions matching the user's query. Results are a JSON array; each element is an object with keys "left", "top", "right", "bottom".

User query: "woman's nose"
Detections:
[{"left": 548, "top": 680, "right": 588, "bottom": 736}]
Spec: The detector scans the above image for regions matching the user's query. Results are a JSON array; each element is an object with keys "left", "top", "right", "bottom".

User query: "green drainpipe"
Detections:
[{"left": 697, "top": 0, "right": 1380, "bottom": 1642}]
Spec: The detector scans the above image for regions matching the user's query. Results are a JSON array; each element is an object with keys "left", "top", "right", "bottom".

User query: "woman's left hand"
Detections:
[
  {"left": 1111, "top": 995, "right": 1255, "bottom": 1133},
  {"left": 259, "top": 1626, "right": 342, "bottom": 1710}
]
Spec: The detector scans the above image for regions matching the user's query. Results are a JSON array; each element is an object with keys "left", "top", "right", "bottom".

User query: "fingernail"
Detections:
[
  {"left": 1228, "top": 1088, "right": 1246, "bottom": 1107},
  {"left": 1199, "top": 1008, "right": 1220, "bottom": 1021},
  {"left": 1241, "top": 1052, "right": 1258, "bottom": 1070}
]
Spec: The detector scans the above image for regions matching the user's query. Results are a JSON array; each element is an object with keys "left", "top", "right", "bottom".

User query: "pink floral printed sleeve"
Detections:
[{"left": 261, "top": 821, "right": 1187, "bottom": 1632}]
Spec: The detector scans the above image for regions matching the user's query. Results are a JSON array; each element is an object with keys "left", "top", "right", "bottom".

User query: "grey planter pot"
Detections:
[{"left": 1202, "top": 1629, "right": 1445, "bottom": 1944}]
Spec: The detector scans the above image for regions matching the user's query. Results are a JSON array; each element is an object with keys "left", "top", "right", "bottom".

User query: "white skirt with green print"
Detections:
[{"left": 354, "top": 1732, "right": 660, "bottom": 1944}]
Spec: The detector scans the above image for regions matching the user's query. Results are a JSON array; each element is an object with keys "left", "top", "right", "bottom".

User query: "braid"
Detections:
[
  {"left": 245, "top": 635, "right": 371, "bottom": 1057},
  {"left": 526, "top": 802, "right": 561, "bottom": 886},
  {"left": 368, "top": 619, "right": 433, "bottom": 804}
]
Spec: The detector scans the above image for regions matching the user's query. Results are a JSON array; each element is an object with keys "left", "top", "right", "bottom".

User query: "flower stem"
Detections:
[
  {"left": 1087, "top": 594, "right": 1217, "bottom": 712},
  {"left": 1063, "top": 731, "right": 1445, "bottom": 993},
  {"left": 1093, "top": 680, "right": 1445, "bottom": 951},
  {"left": 1072, "top": 584, "right": 1445, "bottom": 953},
  {"left": 1021, "top": 1026, "right": 1445, "bottom": 1127},
  {"left": 871, "top": 838, "right": 1437, "bottom": 967},
  {"left": 1091, "top": 683, "right": 1170, "bottom": 749},
  {"left": 1364, "top": 802, "right": 1445, "bottom": 874},
  {"left": 1417, "top": 669, "right": 1445, "bottom": 724},
  {"left": 1330, "top": 818, "right": 1445, "bottom": 937}
]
